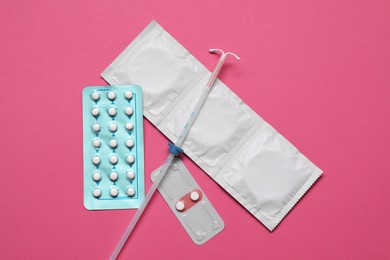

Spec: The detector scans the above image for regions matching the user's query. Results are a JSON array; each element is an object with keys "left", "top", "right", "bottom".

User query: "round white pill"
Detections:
[
  {"left": 108, "top": 123, "right": 118, "bottom": 132},
  {"left": 93, "top": 188, "right": 102, "bottom": 198},
  {"left": 108, "top": 107, "right": 117, "bottom": 116},
  {"left": 91, "top": 92, "right": 100, "bottom": 101},
  {"left": 127, "top": 170, "right": 135, "bottom": 180},
  {"left": 109, "top": 155, "right": 118, "bottom": 164},
  {"left": 91, "top": 107, "right": 99, "bottom": 116},
  {"left": 124, "top": 91, "right": 133, "bottom": 99},
  {"left": 107, "top": 91, "right": 116, "bottom": 100},
  {"left": 92, "top": 155, "right": 101, "bottom": 165},
  {"left": 126, "top": 155, "right": 135, "bottom": 164},
  {"left": 175, "top": 201, "right": 185, "bottom": 211},
  {"left": 125, "top": 122, "right": 134, "bottom": 130},
  {"left": 92, "top": 138, "right": 101, "bottom": 148},
  {"left": 124, "top": 106, "right": 133, "bottom": 116},
  {"left": 126, "top": 187, "right": 135, "bottom": 197},
  {"left": 92, "top": 171, "right": 101, "bottom": 181},
  {"left": 190, "top": 191, "right": 200, "bottom": 201},
  {"left": 109, "top": 187, "right": 119, "bottom": 197},
  {"left": 125, "top": 139, "right": 134, "bottom": 148},
  {"left": 92, "top": 123, "right": 100, "bottom": 132},
  {"left": 109, "top": 172, "right": 118, "bottom": 181},
  {"left": 109, "top": 139, "right": 117, "bottom": 149}
]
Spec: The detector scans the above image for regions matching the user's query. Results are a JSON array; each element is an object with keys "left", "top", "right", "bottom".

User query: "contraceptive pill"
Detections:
[
  {"left": 109, "top": 155, "right": 118, "bottom": 165},
  {"left": 92, "top": 123, "right": 100, "bottom": 132},
  {"left": 92, "top": 138, "right": 101, "bottom": 148},
  {"left": 91, "top": 92, "right": 100, "bottom": 101},
  {"left": 109, "top": 122, "right": 118, "bottom": 132},
  {"left": 175, "top": 201, "right": 185, "bottom": 211},
  {"left": 126, "top": 187, "right": 135, "bottom": 197},
  {"left": 91, "top": 107, "right": 99, "bottom": 116},
  {"left": 92, "top": 171, "right": 101, "bottom": 182},
  {"left": 108, "top": 107, "right": 117, "bottom": 116},
  {"left": 92, "top": 155, "right": 101, "bottom": 165},
  {"left": 125, "top": 139, "right": 134, "bottom": 148},
  {"left": 109, "top": 139, "right": 118, "bottom": 149},
  {"left": 110, "top": 187, "right": 119, "bottom": 197},
  {"left": 125, "top": 122, "right": 134, "bottom": 130},
  {"left": 107, "top": 91, "right": 116, "bottom": 100},
  {"left": 126, "top": 155, "right": 135, "bottom": 164},
  {"left": 83, "top": 85, "right": 145, "bottom": 210},
  {"left": 124, "top": 91, "right": 133, "bottom": 99},
  {"left": 109, "top": 172, "right": 118, "bottom": 181},
  {"left": 93, "top": 188, "right": 102, "bottom": 198},
  {"left": 124, "top": 106, "right": 133, "bottom": 116},
  {"left": 127, "top": 170, "right": 135, "bottom": 180},
  {"left": 190, "top": 191, "right": 200, "bottom": 201}
]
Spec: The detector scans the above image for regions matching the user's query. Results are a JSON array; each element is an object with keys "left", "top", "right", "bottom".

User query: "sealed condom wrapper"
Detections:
[
  {"left": 82, "top": 85, "right": 145, "bottom": 210},
  {"left": 102, "top": 21, "right": 322, "bottom": 230}
]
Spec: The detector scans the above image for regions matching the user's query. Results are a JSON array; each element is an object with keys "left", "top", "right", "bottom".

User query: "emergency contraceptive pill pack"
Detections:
[
  {"left": 102, "top": 20, "right": 323, "bottom": 231},
  {"left": 151, "top": 158, "right": 224, "bottom": 245},
  {"left": 82, "top": 85, "right": 144, "bottom": 210}
]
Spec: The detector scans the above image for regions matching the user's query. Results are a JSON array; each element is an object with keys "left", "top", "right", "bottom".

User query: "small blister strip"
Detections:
[
  {"left": 151, "top": 158, "right": 224, "bottom": 245},
  {"left": 83, "top": 85, "right": 144, "bottom": 210}
]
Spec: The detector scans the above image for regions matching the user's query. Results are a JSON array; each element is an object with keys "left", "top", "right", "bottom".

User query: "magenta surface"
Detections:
[{"left": 1, "top": 1, "right": 389, "bottom": 259}]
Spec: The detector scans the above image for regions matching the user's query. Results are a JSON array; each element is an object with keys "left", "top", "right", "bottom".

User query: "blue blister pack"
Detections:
[{"left": 82, "top": 85, "right": 144, "bottom": 210}]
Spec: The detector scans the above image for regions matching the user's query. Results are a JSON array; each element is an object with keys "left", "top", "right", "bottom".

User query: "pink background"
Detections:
[{"left": 1, "top": 0, "right": 389, "bottom": 259}]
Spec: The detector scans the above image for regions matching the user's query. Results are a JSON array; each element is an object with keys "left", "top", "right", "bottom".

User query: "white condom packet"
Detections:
[{"left": 102, "top": 20, "right": 323, "bottom": 231}]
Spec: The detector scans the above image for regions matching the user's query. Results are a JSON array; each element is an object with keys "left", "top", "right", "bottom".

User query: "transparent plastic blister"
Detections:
[
  {"left": 102, "top": 20, "right": 322, "bottom": 230},
  {"left": 151, "top": 158, "right": 224, "bottom": 245}
]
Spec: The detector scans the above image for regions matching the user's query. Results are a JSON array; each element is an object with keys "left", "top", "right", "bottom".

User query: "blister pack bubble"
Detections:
[{"left": 82, "top": 85, "right": 144, "bottom": 210}]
